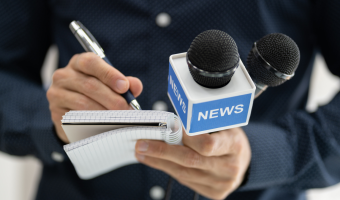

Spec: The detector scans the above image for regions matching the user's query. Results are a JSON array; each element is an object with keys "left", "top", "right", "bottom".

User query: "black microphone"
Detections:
[
  {"left": 187, "top": 30, "right": 240, "bottom": 88},
  {"left": 246, "top": 33, "right": 300, "bottom": 98}
]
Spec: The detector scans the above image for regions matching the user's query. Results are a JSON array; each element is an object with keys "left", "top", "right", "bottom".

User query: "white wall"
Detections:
[
  {"left": 0, "top": 153, "right": 41, "bottom": 200},
  {"left": 0, "top": 48, "right": 339, "bottom": 200}
]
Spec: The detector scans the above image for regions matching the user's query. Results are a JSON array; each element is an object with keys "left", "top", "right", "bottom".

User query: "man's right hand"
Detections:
[{"left": 46, "top": 52, "right": 143, "bottom": 143}]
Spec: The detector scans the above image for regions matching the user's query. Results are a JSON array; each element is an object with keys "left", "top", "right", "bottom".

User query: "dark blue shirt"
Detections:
[{"left": 0, "top": 0, "right": 340, "bottom": 199}]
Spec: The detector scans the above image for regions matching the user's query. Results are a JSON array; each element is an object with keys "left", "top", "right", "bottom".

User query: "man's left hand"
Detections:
[{"left": 135, "top": 127, "right": 251, "bottom": 199}]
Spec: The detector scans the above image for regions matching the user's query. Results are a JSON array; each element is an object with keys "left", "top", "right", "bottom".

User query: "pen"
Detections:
[{"left": 69, "top": 20, "right": 142, "bottom": 110}]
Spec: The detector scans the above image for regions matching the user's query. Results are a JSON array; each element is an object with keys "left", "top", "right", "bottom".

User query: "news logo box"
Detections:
[{"left": 167, "top": 53, "right": 256, "bottom": 136}]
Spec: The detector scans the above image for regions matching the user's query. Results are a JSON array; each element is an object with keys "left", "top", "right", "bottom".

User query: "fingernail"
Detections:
[
  {"left": 116, "top": 79, "right": 127, "bottom": 92},
  {"left": 136, "top": 154, "right": 145, "bottom": 161},
  {"left": 137, "top": 141, "right": 149, "bottom": 152}
]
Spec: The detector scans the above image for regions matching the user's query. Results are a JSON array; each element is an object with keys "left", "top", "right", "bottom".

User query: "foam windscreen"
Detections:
[
  {"left": 247, "top": 33, "right": 300, "bottom": 86},
  {"left": 187, "top": 30, "right": 239, "bottom": 88}
]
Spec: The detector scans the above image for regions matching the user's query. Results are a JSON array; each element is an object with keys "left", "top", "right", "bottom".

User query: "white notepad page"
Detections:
[
  {"left": 64, "top": 126, "right": 166, "bottom": 179},
  {"left": 61, "top": 110, "right": 182, "bottom": 179}
]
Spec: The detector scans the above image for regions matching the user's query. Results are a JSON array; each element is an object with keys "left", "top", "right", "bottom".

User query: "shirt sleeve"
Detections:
[
  {"left": 0, "top": 0, "right": 65, "bottom": 165},
  {"left": 240, "top": 0, "right": 340, "bottom": 190}
]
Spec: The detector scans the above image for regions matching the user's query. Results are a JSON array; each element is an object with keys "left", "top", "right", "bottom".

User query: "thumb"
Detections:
[{"left": 127, "top": 76, "right": 143, "bottom": 98}]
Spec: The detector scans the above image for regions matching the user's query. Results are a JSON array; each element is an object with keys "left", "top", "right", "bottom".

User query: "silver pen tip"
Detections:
[{"left": 130, "top": 99, "right": 142, "bottom": 110}]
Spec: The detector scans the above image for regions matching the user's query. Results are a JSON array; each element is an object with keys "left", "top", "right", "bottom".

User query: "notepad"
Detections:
[{"left": 62, "top": 110, "right": 182, "bottom": 180}]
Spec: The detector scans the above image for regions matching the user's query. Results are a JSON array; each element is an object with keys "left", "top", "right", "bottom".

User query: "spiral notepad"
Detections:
[{"left": 61, "top": 110, "right": 182, "bottom": 180}]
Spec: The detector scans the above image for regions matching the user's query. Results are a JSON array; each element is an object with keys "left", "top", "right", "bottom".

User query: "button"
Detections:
[
  {"left": 149, "top": 186, "right": 165, "bottom": 200},
  {"left": 51, "top": 151, "right": 64, "bottom": 162},
  {"left": 152, "top": 101, "right": 168, "bottom": 111},
  {"left": 155, "top": 12, "right": 171, "bottom": 27}
]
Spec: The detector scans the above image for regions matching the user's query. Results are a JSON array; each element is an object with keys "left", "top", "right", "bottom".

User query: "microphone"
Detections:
[
  {"left": 168, "top": 30, "right": 256, "bottom": 136},
  {"left": 187, "top": 30, "right": 239, "bottom": 88},
  {"left": 246, "top": 33, "right": 300, "bottom": 98}
]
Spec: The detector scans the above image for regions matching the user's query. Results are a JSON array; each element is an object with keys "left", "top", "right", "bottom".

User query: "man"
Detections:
[{"left": 0, "top": 0, "right": 339, "bottom": 199}]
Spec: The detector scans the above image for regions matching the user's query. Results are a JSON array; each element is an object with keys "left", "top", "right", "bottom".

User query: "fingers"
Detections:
[
  {"left": 135, "top": 153, "right": 229, "bottom": 187},
  {"left": 55, "top": 70, "right": 130, "bottom": 110},
  {"left": 182, "top": 128, "right": 243, "bottom": 157},
  {"left": 133, "top": 128, "right": 251, "bottom": 199},
  {"left": 135, "top": 140, "right": 238, "bottom": 173},
  {"left": 136, "top": 154, "right": 234, "bottom": 200},
  {"left": 136, "top": 140, "right": 239, "bottom": 175},
  {"left": 126, "top": 76, "right": 143, "bottom": 98},
  {"left": 49, "top": 88, "right": 106, "bottom": 111},
  {"left": 48, "top": 53, "right": 144, "bottom": 143},
  {"left": 136, "top": 140, "right": 209, "bottom": 169},
  {"left": 65, "top": 53, "right": 143, "bottom": 109},
  {"left": 70, "top": 53, "right": 130, "bottom": 94}
]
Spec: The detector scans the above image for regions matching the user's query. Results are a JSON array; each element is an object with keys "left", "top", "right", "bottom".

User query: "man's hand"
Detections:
[
  {"left": 135, "top": 128, "right": 251, "bottom": 199},
  {"left": 47, "top": 52, "right": 143, "bottom": 143}
]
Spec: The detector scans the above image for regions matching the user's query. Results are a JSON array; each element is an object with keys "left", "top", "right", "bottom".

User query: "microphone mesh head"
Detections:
[
  {"left": 187, "top": 30, "right": 239, "bottom": 88},
  {"left": 247, "top": 33, "right": 300, "bottom": 86}
]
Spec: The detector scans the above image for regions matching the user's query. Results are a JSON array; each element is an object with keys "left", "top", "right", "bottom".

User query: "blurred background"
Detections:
[{"left": 0, "top": 46, "right": 339, "bottom": 200}]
